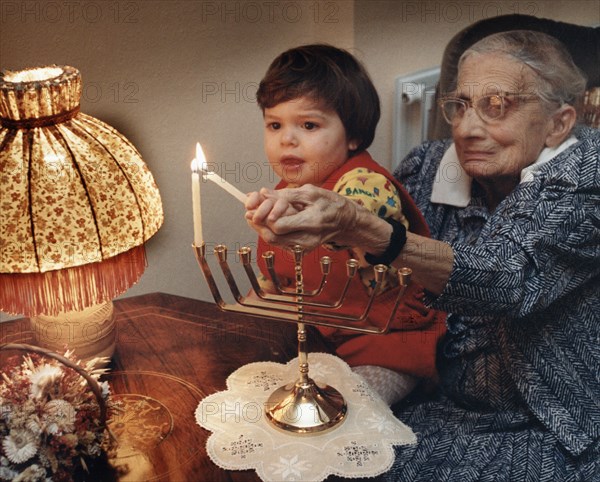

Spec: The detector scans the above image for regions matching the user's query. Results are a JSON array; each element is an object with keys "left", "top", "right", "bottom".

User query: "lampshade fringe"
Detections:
[{"left": 0, "top": 245, "right": 147, "bottom": 317}]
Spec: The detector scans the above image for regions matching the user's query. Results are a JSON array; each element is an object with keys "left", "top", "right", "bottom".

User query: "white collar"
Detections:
[{"left": 430, "top": 137, "right": 578, "bottom": 207}]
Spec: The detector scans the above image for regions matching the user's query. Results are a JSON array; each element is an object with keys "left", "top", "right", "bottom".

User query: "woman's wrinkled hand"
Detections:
[{"left": 244, "top": 185, "right": 361, "bottom": 251}]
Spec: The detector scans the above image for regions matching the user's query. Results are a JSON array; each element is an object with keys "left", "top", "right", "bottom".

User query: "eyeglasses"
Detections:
[{"left": 439, "top": 93, "right": 539, "bottom": 124}]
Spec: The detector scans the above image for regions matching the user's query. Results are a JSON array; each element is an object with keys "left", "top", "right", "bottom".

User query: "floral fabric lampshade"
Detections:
[{"left": 0, "top": 65, "right": 163, "bottom": 357}]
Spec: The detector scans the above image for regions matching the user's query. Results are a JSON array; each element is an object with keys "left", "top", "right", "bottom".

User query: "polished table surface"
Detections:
[{"left": 0, "top": 293, "right": 382, "bottom": 481}]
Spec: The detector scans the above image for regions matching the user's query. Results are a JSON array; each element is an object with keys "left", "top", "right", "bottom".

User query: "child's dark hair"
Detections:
[{"left": 256, "top": 44, "right": 380, "bottom": 154}]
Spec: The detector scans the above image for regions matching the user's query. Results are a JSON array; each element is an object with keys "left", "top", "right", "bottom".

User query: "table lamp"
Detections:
[{"left": 0, "top": 65, "right": 163, "bottom": 360}]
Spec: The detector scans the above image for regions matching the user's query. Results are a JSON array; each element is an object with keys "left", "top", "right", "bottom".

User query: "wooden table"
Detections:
[{"left": 1, "top": 293, "right": 377, "bottom": 481}]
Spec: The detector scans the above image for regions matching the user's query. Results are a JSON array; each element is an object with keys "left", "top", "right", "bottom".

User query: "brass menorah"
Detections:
[{"left": 193, "top": 242, "right": 411, "bottom": 434}]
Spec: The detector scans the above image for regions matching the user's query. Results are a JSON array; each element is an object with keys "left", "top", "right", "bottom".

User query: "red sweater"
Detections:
[{"left": 257, "top": 152, "right": 446, "bottom": 379}]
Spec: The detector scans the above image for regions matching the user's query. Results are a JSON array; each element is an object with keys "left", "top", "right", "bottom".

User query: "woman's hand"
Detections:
[
  {"left": 245, "top": 185, "right": 390, "bottom": 253},
  {"left": 245, "top": 185, "right": 453, "bottom": 295}
]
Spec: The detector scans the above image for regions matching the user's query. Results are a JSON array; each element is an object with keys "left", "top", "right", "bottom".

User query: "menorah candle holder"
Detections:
[{"left": 193, "top": 243, "right": 412, "bottom": 434}]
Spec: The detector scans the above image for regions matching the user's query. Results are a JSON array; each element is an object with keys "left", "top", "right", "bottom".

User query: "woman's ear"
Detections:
[
  {"left": 348, "top": 139, "right": 359, "bottom": 151},
  {"left": 545, "top": 104, "right": 577, "bottom": 148}
]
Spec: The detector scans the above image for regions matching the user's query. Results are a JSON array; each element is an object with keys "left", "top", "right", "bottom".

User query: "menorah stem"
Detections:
[
  {"left": 297, "top": 322, "right": 309, "bottom": 385},
  {"left": 294, "top": 248, "right": 310, "bottom": 385},
  {"left": 265, "top": 246, "right": 347, "bottom": 433}
]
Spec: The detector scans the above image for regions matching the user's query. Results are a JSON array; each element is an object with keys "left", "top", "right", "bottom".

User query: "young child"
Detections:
[{"left": 247, "top": 44, "right": 446, "bottom": 405}]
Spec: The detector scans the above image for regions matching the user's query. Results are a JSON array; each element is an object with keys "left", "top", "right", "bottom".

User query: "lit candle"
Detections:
[
  {"left": 198, "top": 150, "right": 247, "bottom": 203},
  {"left": 191, "top": 143, "right": 203, "bottom": 246}
]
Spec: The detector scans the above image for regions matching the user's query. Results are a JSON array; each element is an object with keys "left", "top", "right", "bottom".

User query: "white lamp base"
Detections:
[{"left": 30, "top": 301, "right": 116, "bottom": 363}]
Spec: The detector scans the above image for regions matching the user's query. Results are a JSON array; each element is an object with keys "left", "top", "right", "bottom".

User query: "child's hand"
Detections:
[
  {"left": 244, "top": 189, "right": 266, "bottom": 211},
  {"left": 245, "top": 188, "right": 299, "bottom": 226}
]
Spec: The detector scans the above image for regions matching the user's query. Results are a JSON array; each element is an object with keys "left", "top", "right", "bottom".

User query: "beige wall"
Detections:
[{"left": 1, "top": 0, "right": 598, "bottom": 319}]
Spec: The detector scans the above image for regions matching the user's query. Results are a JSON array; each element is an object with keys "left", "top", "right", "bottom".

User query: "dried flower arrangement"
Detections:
[{"left": 0, "top": 344, "right": 117, "bottom": 482}]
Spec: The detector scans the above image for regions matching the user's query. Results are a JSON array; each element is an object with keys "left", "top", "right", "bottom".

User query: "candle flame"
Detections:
[
  {"left": 196, "top": 142, "right": 208, "bottom": 171},
  {"left": 191, "top": 143, "right": 207, "bottom": 173}
]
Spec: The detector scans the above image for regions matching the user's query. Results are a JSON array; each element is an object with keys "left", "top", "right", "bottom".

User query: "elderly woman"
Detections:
[{"left": 246, "top": 31, "right": 600, "bottom": 480}]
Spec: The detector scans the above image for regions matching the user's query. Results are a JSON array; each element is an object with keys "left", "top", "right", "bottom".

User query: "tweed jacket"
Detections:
[{"left": 396, "top": 126, "right": 600, "bottom": 457}]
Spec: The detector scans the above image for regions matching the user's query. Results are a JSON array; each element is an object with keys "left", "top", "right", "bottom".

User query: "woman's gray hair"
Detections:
[{"left": 459, "top": 30, "right": 587, "bottom": 111}]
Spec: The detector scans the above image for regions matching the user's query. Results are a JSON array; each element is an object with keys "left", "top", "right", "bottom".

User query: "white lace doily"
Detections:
[{"left": 195, "top": 352, "right": 416, "bottom": 481}]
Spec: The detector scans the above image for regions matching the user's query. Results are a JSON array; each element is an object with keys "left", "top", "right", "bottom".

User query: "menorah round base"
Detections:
[{"left": 265, "top": 378, "right": 347, "bottom": 434}]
